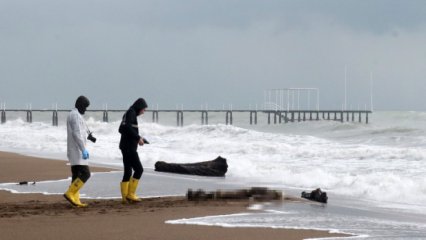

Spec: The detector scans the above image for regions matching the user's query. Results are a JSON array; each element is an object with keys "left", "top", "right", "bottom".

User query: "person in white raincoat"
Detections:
[{"left": 63, "top": 95, "right": 92, "bottom": 207}]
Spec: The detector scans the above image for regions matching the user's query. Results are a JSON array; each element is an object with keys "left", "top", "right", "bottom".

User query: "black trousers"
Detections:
[
  {"left": 121, "top": 149, "right": 143, "bottom": 182},
  {"left": 71, "top": 165, "right": 91, "bottom": 183}
]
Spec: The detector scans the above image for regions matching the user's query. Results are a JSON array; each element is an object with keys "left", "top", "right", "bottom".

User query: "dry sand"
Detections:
[{"left": 0, "top": 151, "right": 348, "bottom": 240}]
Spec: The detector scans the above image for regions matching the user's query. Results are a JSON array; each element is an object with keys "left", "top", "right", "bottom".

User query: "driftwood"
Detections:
[
  {"left": 154, "top": 156, "right": 228, "bottom": 177},
  {"left": 187, "top": 187, "right": 283, "bottom": 201}
]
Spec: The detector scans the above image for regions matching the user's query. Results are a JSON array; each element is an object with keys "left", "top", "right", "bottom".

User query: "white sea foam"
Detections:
[{"left": 166, "top": 203, "right": 426, "bottom": 239}]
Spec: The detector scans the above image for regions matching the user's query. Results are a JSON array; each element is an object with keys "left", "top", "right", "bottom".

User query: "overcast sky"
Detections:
[{"left": 1, "top": 0, "right": 425, "bottom": 110}]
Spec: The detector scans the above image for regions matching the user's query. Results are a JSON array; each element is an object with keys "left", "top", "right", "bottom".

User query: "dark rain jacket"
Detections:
[{"left": 119, "top": 98, "right": 148, "bottom": 151}]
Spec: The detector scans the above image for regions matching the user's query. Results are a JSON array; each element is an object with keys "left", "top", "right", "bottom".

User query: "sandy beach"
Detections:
[{"left": 0, "top": 151, "right": 348, "bottom": 240}]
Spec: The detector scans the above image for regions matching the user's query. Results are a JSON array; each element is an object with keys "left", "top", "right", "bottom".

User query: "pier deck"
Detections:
[{"left": 1, "top": 109, "right": 372, "bottom": 126}]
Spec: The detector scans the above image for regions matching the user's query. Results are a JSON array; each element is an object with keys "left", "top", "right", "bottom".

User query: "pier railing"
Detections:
[{"left": 0, "top": 109, "right": 372, "bottom": 126}]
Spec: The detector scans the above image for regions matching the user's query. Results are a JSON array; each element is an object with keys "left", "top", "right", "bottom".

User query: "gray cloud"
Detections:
[{"left": 0, "top": 0, "right": 426, "bottom": 110}]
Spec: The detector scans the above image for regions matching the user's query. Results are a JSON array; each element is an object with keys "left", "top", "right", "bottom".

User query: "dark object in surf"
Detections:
[
  {"left": 18, "top": 181, "right": 36, "bottom": 185},
  {"left": 154, "top": 156, "right": 228, "bottom": 177},
  {"left": 142, "top": 138, "right": 149, "bottom": 144},
  {"left": 301, "top": 188, "right": 328, "bottom": 203},
  {"left": 187, "top": 187, "right": 282, "bottom": 201}
]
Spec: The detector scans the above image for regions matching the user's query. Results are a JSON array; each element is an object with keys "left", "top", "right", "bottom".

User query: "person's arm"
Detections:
[
  {"left": 70, "top": 113, "right": 86, "bottom": 152},
  {"left": 123, "top": 110, "right": 141, "bottom": 141}
]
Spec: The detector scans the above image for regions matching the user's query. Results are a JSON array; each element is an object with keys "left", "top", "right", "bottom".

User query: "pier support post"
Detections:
[
  {"left": 291, "top": 112, "right": 295, "bottom": 122},
  {"left": 152, "top": 111, "right": 159, "bottom": 123},
  {"left": 26, "top": 110, "right": 32, "bottom": 123},
  {"left": 201, "top": 111, "right": 208, "bottom": 125},
  {"left": 102, "top": 110, "right": 109, "bottom": 122},
  {"left": 327, "top": 112, "right": 330, "bottom": 120},
  {"left": 340, "top": 112, "right": 343, "bottom": 123},
  {"left": 316, "top": 111, "right": 319, "bottom": 121},
  {"left": 267, "top": 112, "right": 271, "bottom": 124},
  {"left": 303, "top": 112, "right": 306, "bottom": 121},
  {"left": 226, "top": 111, "right": 233, "bottom": 125},
  {"left": 249, "top": 111, "right": 257, "bottom": 125},
  {"left": 284, "top": 112, "right": 288, "bottom": 123},
  {"left": 177, "top": 111, "right": 184, "bottom": 127},
  {"left": 346, "top": 112, "right": 349, "bottom": 122},
  {"left": 1, "top": 110, "right": 6, "bottom": 124},
  {"left": 52, "top": 111, "right": 58, "bottom": 126},
  {"left": 352, "top": 112, "right": 355, "bottom": 122},
  {"left": 359, "top": 112, "right": 362, "bottom": 123},
  {"left": 309, "top": 112, "right": 312, "bottom": 121},
  {"left": 366, "top": 112, "right": 369, "bottom": 124},
  {"left": 176, "top": 111, "right": 183, "bottom": 127}
]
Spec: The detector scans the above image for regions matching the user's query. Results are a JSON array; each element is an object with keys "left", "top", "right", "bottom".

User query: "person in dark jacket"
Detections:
[{"left": 119, "top": 98, "right": 148, "bottom": 203}]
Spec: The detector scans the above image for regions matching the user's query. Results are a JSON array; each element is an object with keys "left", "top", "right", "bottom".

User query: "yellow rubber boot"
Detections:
[
  {"left": 126, "top": 178, "right": 141, "bottom": 202},
  {"left": 120, "top": 182, "right": 129, "bottom": 204},
  {"left": 75, "top": 191, "right": 88, "bottom": 207},
  {"left": 63, "top": 178, "right": 87, "bottom": 207}
]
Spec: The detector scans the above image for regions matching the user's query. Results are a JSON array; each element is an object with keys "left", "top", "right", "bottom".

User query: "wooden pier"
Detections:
[{"left": 0, "top": 109, "right": 372, "bottom": 126}]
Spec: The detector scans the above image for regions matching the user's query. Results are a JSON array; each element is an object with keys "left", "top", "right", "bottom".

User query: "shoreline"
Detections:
[{"left": 0, "top": 151, "right": 349, "bottom": 240}]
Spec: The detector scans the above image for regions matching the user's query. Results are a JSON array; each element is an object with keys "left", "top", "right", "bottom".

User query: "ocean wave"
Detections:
[{"left": 1, "top": 113, "right": 426, "bottom": 207}]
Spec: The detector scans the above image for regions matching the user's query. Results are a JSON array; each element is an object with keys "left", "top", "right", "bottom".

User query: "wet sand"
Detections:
[{"left": 0, "top": 151, "right": 348, "bottom": 240}]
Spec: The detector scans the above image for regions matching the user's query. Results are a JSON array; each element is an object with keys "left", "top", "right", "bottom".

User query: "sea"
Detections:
[{"left": 0, "top": 110, "right": 425, "bottom": 239}]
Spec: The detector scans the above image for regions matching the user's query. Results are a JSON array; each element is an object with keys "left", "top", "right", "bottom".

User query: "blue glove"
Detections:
[{"left": 82, "top": 149, "right": 89, "bottom": 160}]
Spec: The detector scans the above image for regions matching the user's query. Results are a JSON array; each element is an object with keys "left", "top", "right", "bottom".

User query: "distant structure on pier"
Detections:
[{"left": 264, "top": 88, "right": 320, "bottom": 111}]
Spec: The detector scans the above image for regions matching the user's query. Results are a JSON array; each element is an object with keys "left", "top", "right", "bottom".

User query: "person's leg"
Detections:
[
  {"left": 72, "top": 165, "right": 90, "bottom": 206},
  {"left": 130, "top": 151, "right": 143, "bottom": 180},
  {"left": 64, "top": 165, "right": 90, "bottom": 207},
  {"left": 121, "top": 150, "right": 133, "bottom": 182},
  {"left": 121, "top": 150, "right": 132, "bottom": 203},
  {"left": 127, "top": 151, "right": 143, "bottom": 202},
  {"left": 71, "top": 165, "right": 91, "bottom": 182}
]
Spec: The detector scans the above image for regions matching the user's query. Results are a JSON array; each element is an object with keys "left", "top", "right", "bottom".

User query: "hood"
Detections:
[
  {"left": 75, "top": 95, "right": 90, "bottom": 114},
  {"left": 131, "top": 98, "right": 148, "bottom": 114}
]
